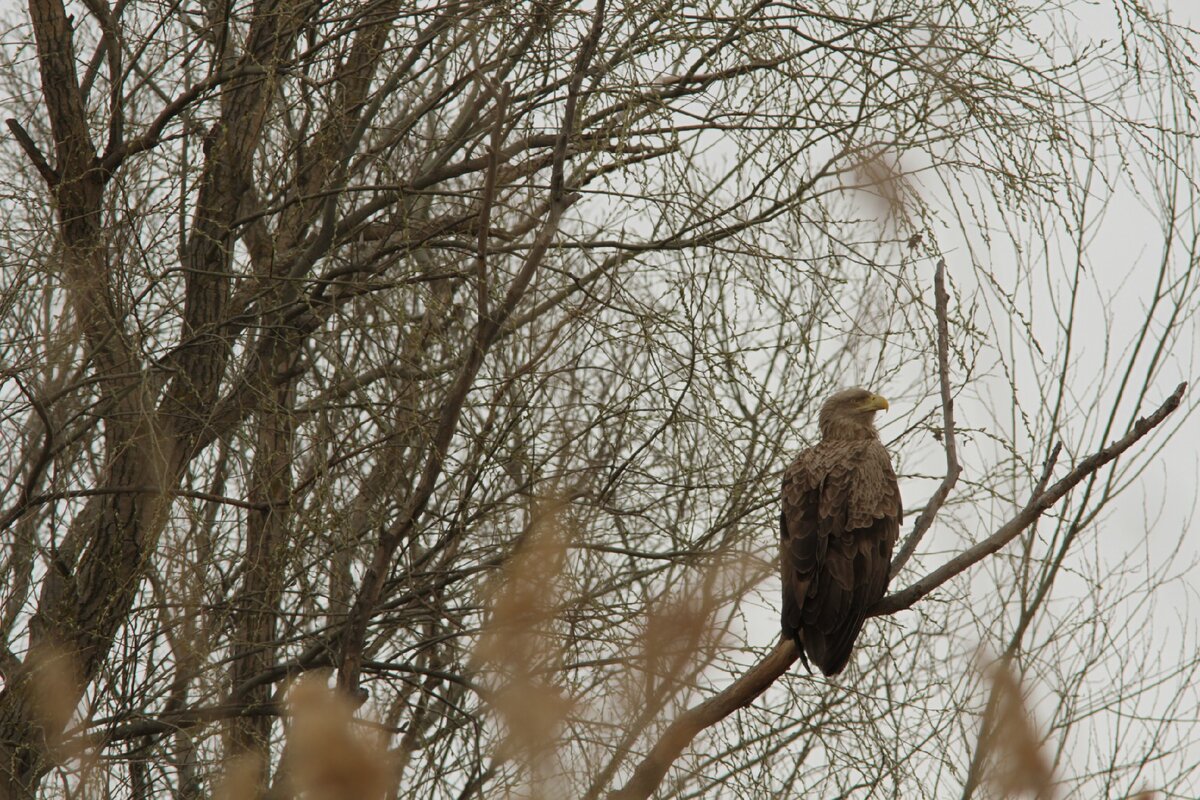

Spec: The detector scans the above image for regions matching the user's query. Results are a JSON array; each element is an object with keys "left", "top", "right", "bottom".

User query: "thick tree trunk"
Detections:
[{"left": 0, "top": 0, "right": 311, "bottom": 791}]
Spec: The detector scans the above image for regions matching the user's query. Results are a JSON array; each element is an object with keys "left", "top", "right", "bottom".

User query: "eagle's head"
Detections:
[{"left": 818, "top": 387, "right": 890, "bottom": 441}]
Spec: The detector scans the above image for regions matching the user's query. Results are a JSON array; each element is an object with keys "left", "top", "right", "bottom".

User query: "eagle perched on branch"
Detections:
[{"left": 781, "top": 388, "right": 901, "bottom": 676}]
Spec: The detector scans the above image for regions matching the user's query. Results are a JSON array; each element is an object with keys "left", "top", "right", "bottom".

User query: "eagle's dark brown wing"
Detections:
[{"left": 781, "top": 440, "right": 901, "bottom": 676}]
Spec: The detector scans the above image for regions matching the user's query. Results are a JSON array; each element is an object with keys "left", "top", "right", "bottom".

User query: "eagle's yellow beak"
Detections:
[{"left": 859, "top": 394, "right": 889, "bottom": 412}]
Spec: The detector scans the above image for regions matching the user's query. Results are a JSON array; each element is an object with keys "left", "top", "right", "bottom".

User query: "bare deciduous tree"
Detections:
[{"left": 0, "top": 0, "right": 1197, "bottom": 798}]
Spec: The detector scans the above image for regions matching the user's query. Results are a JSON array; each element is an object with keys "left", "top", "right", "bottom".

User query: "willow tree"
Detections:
[{"left": 0, "top": 0, "right": 1197, "bottom": 797}]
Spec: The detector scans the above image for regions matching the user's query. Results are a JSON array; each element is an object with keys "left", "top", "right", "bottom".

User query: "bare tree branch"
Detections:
[
  {"left": 4, "top": 119, "right": 57, "bottom": 184},
  {"left": 873, "top": 381, "right": 1185, "bottom": 616},
  {"left": 606, "top": 639, "right": 801, "bottom": 800},
  {"left": 892, "top": 258, "right": 963, "bottom": 577}
]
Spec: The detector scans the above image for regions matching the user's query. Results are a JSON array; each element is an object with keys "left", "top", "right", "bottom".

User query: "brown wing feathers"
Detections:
[{"left": 781, "top": 437, "right": 900, "bottom": 676}]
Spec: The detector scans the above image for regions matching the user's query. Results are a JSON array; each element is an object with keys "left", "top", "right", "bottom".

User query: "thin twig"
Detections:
[
  {"left": 1032, "top": 442, "right": 1063, "bottom": 497},
  {"left": 891, "top": 258, "right": 962, "bottom": 577}
]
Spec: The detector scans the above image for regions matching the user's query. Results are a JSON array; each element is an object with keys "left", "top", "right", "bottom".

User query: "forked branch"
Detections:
[{"left": 873, "top": 380, "right": 1185, "bottom": 616}]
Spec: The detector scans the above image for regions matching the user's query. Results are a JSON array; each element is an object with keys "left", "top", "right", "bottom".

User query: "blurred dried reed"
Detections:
[
  {"left": 281, "top": 673, "right": 392, "bottom": 800},
  {"left": 979, "top": 657, "right": 1055, "bottom": 800},
  {"left": 473, "top": 498, "right": 574, "bottom": 789}
]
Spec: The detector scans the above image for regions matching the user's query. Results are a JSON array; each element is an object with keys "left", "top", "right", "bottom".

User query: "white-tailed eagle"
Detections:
[{"left": 781, "top": 388, "right": 901, "bottom": 676}]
